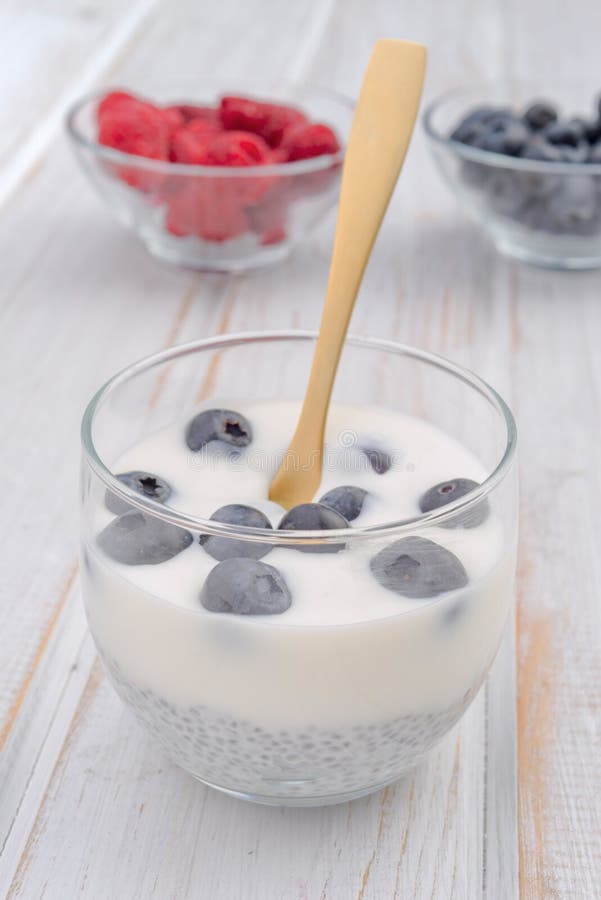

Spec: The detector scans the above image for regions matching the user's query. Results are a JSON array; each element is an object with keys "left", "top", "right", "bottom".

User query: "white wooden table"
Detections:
[{"left": 1, "top": 2, "right": 600, "bottom": 897}]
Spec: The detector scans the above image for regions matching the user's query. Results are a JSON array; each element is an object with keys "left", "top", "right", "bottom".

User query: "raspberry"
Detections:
[
  {"left": 219, "top": 96, "right": 265, "bottom": 131},
  {"left": 219, "top": 96, "right": 308, "bottom": 147},
  {"left": 170, "top": 126, "right": 215, "bottom": 164},
  {"left": 162, "top": 106, "right": 186, "bottom": 131},
  {"left": 267, "top": 147, "right": 288, "bottom": 164},
  {"left": 166, "top": 181, "right": 248, "bottom": 242},
  {"left": 98, "top": 94, "right": 169, "bottom": 193},
  {"left": 260, "top": 226, "right": 287, "bottom": 245},
  {"left": 97, "top": 90, "right": 138, "bottom": 118},
  {"left": 247, "top": 183, "right": 290, "bottom": 244},
  {"left": 281, "top": 122, "right": 340, "bottom": 161},
  {"left": 261, "top": 104, "right": 308, "bottom": 147},
  {"left": 209, "top": 131, "right": 270, "bottom": 165},
  {"left": 208, "top": 133, "right": 273, "bottom": 203},
  {"left": 98, "top": 98, "right": 169, "bottom": 160}
]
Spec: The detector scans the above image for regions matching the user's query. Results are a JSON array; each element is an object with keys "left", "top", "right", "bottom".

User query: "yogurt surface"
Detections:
[{"left": 91, "top": 401, "right": 504, "bottom": 627}]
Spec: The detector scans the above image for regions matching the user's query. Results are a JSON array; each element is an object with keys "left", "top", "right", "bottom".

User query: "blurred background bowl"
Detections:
[
  {"left": 66, "top": 83, "right": 353, "bottom": 273},
  {"left": 423, "top": 82, "right": 601, "bottom": 269}
]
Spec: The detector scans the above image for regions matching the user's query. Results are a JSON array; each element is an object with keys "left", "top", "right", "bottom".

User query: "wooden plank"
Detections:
[
  {"left": 0, "top": 0, "right": 160, "bottom": 206},
  {"left": 502, "top": 1, "right": 601, "bottom": 896},
  {"left": 511, "top": 268, "right": 601, "bottom": 900},
  {"left": 4, "top": 674, "right": 487, "bottom": 900}
]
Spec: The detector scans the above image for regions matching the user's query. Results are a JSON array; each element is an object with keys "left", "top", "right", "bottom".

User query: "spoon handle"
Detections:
[
  {"left": 310, "top": 39, "right": 426, "bottom": 426},
  {"left": 270, "top": 39, "right": 426, "bottom": 508}
]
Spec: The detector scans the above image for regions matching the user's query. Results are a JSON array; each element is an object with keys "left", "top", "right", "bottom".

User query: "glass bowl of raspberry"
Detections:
[
  {"left": 423, "top": 82, "right": 601, "bottom": 269},
  {"left": 66, "top": 85, "right": 352, "bottom": 272}
]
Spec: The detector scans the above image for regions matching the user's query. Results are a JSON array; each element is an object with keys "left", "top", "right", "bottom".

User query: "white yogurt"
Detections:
[{"left": 83, "top": 402, "right": 515, "bottom": 731}]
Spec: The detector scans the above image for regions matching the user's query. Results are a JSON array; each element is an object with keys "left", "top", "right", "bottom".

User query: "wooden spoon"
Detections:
[{"left": 269, "top": 38, "right": 427, "bottom": 509}]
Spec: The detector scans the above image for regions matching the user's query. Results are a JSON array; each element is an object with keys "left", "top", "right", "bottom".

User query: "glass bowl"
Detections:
[
  {"left": 66, "top": 85, "right": 352, "bottom": 272},
  {"left": 423, "top": 83, "right": 601, "bottom": 269},
  {"left": 80, "top": 331, "right": 518, "bottom": 806}
]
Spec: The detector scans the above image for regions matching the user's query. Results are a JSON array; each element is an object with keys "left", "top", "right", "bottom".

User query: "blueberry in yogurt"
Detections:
[
  {"left": 319, "top": 485, "right": 367, "bottom": 522},
  {"left": 278, "top": 502, "right": 348, "bottom": 553},
  {"left": 105, "top": 470, "right": 172, "bottom": 515},
  {"left": 361, "top": 446, "right": 392, "bottom": 475},
  {"left": 201, "top": 558, "right": 292, "bottom": 615},
  {"left": 98, "top": 511, "right": 193, "bottom": 565},
  {"left": 370, "top": 536, "right": 468, "bottom": 599},
  {"left": 186, "top": 409, "right": 252, "bottom": 452},
  {"left": 419, "top": 478, "right": 489, "bottom": 528},
  {"left": 199, "top": 504, "right": 273, "bottom": 561}
]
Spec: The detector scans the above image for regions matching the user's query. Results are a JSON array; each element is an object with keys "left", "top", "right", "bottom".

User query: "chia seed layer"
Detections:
[{"left": 102, "top": 654, "right": 477, "bottom": 802}]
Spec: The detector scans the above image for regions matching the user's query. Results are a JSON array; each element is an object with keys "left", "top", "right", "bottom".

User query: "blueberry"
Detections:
[
  {"left": 479, "top": 118, "right": 530, "bottom": 156},
  {"left": 419, "top": 478, "right": 489, "bottom": 528},
  {"left": 186, "top": 409, "right": 252, "bottom": 452},
  {"left": 517, "top": 166, "right": 561, "bottom": 201},
  {"left": 545, "top": 176, "right": 598, "bottom": 234},
  {"left": 584, "top": 118, "right": 601, "bottom": 144},
  {"left": 486, "top": 170, "right": 524, "bottom": 216},
  {"left": 201, "top": 558, "right": 291, "bottom": 615},
  {"left": 460, "top": 160, "right": 490, "bottom": 189},
  {"left": 98, "top": 511, "right": 193, "bottom": 565},
  {"left": 450, "top": 107, "right": 500, "bottom": 144},
  {"left": 562, "top": 116, "right": 599, "bottom": 144},
  {"left": 523, "top": 102, "right": 558, "bottom": 130},
  {"left": 319, "top": 485, "right": 367, "bottom": 522},
  {"left": 370, "top": 536, "right": 468, "bottom": 599},
  {"left": 105, "top": 471, "right": 172, "bottom": 515},
  {"left": 278, "top": 503, "right": 348, "bottom": 553},
  {"left": 361, "top": 446, "right": 392, "bottom": 475},
  {"left": 543, "top": 120, "right": 585, "bottom": 148},
  {"left": 516, "top": 196, "right": 550, "bottom": 229},
  {"left": 450, "top": 120, "right": 487, "bottom": 147},
  {"left": 563, "top": 141, "right": 591, "bottom": 163},
  {"left": 199, "top": 504, "right": 273, "bottom": 561},
  {"left": 558, "top": 141, "right": 590, "bottom": 163},
  {"left": 521, "top": 136, "right": 564, "bottom": 162}
]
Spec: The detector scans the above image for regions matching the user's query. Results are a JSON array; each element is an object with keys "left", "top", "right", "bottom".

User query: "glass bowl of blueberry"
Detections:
[
  {"left": 66, "top": 83, "right": 352, "bottom": 272},
  {"left": 423, "top": 83, "right": 601, "bottom": 268}
]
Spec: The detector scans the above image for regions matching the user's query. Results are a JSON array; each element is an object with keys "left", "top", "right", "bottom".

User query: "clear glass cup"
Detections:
[
  {"left": 66, "top": 84, "right": 352, "bottom": 273},
  {"left": 80, "top": 332, "right": 518, "bottom": 806},
  {"left": 423, "top": 82, "right": 601, "bottom": 270}
]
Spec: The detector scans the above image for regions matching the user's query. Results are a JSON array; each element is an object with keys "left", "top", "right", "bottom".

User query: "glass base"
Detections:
[
  {"left": 142, "top": 231, "right": 293, "bottom": 273},
  {"left": 493, "top": 234, "right": 601, "bottom": 270},
  {"left": 187, "top": 768, "right": 411, "bottom": 807},
  {"left": 96, "top": 647, "right": 476, "bottom": 809}
]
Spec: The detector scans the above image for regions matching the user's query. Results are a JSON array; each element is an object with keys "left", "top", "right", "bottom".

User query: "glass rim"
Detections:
[
  {"left": 81, "top": 331, "right": 517, "bottom": 545},
  {"left": 422, "top": 83, "right": 601, "bottom": 175},
  {"left": 65, "top": 85, "right": 351, "bottom": 178}
]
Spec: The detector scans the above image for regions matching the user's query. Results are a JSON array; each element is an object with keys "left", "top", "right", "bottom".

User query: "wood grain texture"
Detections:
[
  {"left": 0, "top": 0, "right": 160, "bottom": 206},
  {"left": 0, "top": 0, "right": 599, "bottom": 897},
  {"left": 502, "top": 1, "right": 601, "bottom": 896}
]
